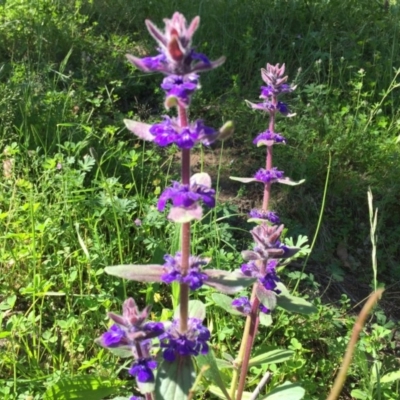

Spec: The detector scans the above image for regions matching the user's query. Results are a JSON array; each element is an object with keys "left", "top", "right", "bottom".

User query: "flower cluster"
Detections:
[
  {"left": 160, "top": 318, "right": 210, "bottom": 362},
  {"left": 254, "top": 168, "right": 285, "bottom": 184},
  {"left": 253, "top": 130, "right": 286, "bottom": 146},
  {"left": 126, "top": 13, "right": 225, "bottom": 76},
  {"left": 248, "top": 209, "right": 280, "bottom": 224},
  {"left": 246, "top": 63, "right": 295, "bottom": 116},
  {"left": 240, "top": 259, "right": 281, "bottom": 294},
  {"left": 149, "top": 117, "right": 217, "bottom": 148},
  {"left": 161, "top": 252, "right": 209, "bottom": 290},
  {"left": 100, "top": 299, "right": 164, "bottom": 384}
]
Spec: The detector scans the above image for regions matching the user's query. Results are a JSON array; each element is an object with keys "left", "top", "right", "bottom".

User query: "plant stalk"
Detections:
[{"left": 178, "top": 105, "right": 190, "bottom": 333}]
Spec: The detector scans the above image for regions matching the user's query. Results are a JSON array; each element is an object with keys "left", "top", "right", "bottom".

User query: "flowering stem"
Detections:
[
  {"left": 179, "top": 105, "right": 190, "bottom": 333},
  {"left": 232, "top": 100, "right": 276, "bottom": 400}
]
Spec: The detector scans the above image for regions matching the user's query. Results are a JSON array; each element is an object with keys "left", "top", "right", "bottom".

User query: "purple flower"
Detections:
[
  {"left": 141, "top": 52, "right": 167, "bottom": 71},
  {"left": 161, "top": 318, "right": 210, "bottom": 362},
  {"left": 125, "top": 12, "right": 225, "bottom": 76},
  {"left": 134, "top": 218, "right": 142, "bottom": 226},
  {"left": 157, "top": 180, "right": 215, "bottom": 212},
  {"left": 149, "top": 117, "right": 217, "bottom": 148},
  {"left": 129, "top": 358, "right": 158, "bottom": 383},
  {"left": 102, "top": 324, "right": 126, "bottom": 347},
  {"left": 248, "top": 209, "right": 281, "bottom": 224},
  {"left": 161, "top": 74, "right": 199, "bottom": 106},
  {"left": 259, "top": 304, "right": 271, "bottom": 314},
  {"left": 130, "top": 397, "right": 144, "bottom": 400},
  {"left": 254, "top": 168, "right": 284, "bottom": 184},
  {"left": 101, "top": 298, "right": 164, "bottom": 348},
  {"left": 240, "top": 261, "right": 259, "bottom": 277},
  {"left": 277, "top": 101, "right": 289, "bottom": 115},
  {"left": 259, "top": 260, "right": 281, "bottom": 293},
  {"left": 161, "top": 253, "right": 209, "bottom": 290},
  {"left": 253, "top": 130, "right": 286, "bottom": 145},
  {"left": 232, "top": 297, "right": 252, "bottom": 315}
]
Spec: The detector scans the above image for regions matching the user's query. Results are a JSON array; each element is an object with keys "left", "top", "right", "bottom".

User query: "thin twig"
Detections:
[
  {"left": 326, "top": 289, "right": 384, "bottom": 400},
  {"left": 249, "top": 371, "right": 272, "bottom": 400}
]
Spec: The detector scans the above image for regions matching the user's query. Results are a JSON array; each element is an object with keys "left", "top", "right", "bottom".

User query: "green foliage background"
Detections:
[{"left": 0, "top": 0, "right": 400, "bottom": 399}]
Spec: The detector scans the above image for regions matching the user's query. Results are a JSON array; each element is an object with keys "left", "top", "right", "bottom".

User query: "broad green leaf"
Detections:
[
  {"left": 256, "top": 286, "right": 277, "bottom": 311},
  {"left": 94, "top": 338, "right": 132, "bottom": 358},
  {"left": 277, "top": 294, "right": 317, "bottom": 315},
  {"left": 0, "top": 331, "right": 11, "bottom": 339},
  {"left": 209, "top": 386, "right": 252, "bottom": 400},
  {"left": 43, "top": 376, "right": 123, "bottom": 400},
  {"left": 350, "top": 389, "right": 369, "bottom": 399},
  {"left": 196, "top": 350, "right": 231, "bottom": 400},
  {"left": 215, "top": 358, "right": 234, "bottom": 369},
  {"left": 259, "top": 313, "right": 273, "bottom": 327},
  {"left": 174, "top": 300, "right": 206, "bottom": 320},
  {"left": 155, "top": 355, "right": 196, "bottom": 400},
  {"left": 212, "top": 293, "right": 243, "bottom": 316},
  {"left": 249, "top": 349, "right": 294, "bottom": 367},
  {"left": 261, "top": 381, "right": 305, "bottom": 400},
  {"left": 205, "top": 269, "right": 256, "bottom": 294},
  {"left": 381, "top": 370, "right": 400, "bottom": 383},
  {"left": 105, "top": 265, "right": 163, "bottom": 282}
]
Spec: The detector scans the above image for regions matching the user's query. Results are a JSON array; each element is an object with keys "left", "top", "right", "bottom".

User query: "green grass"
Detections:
[{"left": 1, "top": 0, "right": 400, "bottom": 399}]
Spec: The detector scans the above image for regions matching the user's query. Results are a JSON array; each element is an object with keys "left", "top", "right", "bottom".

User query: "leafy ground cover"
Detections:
[{"left": 0, "top": 0, "right": 400, "bottom": 399}]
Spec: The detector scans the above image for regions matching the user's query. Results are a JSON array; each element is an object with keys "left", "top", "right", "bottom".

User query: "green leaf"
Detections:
[
  {"left": 350, "top": 389, "right": 368, "bottom": 399},
  {"left": 43, "top": 376, "right": 123, "bottom": 400},
  {"left": 212, "top": 293, "right": 243, "bottom": 316},
  {"left": 205, "top": 269, "right": 256, "bottom": 294},
  {"left": 105, "top": 265, "right": 163, "bottom": 282},
  {"left": 256, "top": 287, "right": 277, "bottom": 311},
  {"left": 155, "top": 355, "right": 196, "bottom": 400},
  {"left": 249, "top": 349, "right": 294, "bottom": 367},
  {"left": 174, "top": 300, "right": 206, "bottom": 320},
  {"left": 196, "top": 351, "right": 231, "bottom": 400},
  {"left": 277, "top": 294, "right": 317, "bottom": 315},
  {"left": 259, "top": 313, "right": 273, "bottom": 327},
  {"left": 94, "top": 337, "right": 132, "bottom": 358},
  {"left": 380, "top": 370, "right": 400, "bottom": 383},
  {"left": 261, "top": 381, "right": 305, "bottom": 400}
]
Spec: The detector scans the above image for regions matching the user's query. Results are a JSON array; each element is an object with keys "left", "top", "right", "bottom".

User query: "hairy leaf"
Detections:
[
  {"left": 43, "top": 376, "right": 123, "bottom": 400},
  {"left": 249, "top": 349, "right": 294, "bottom": 367},
  {"left": 105, "top": 265, "right": 163, "bottom": 282},
  {"left": 212, "top": 293, "right": 243, "bottom": 316},
  {"left": 261, "top": 381, "right": 305, "bottom": 400},
  {"left": 155, "top": 355, "right": 196, "bottom": 400}
]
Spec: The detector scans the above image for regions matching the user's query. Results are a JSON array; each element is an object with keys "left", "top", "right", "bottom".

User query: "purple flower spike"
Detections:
[
  {"left": 249, "top": 209, "right": 280, "bottom": 224},
  {"left": 254, "top": 168, "right": 285, "bottom": 184},
  {"left": 161, "top": 252, "right": 209, "bottom": 290},
  {"left": 161, "top": 74, "right": 199, "bottom": 107},
  {"left": 253, "top": 130, "right": 286, "bottom": 146},
  {"left": 129, "top": 358, "right": 158, "bottom": 383},
  {"left": 126, "top": 12, "right": 225, "bottom": 76},
  {"left": 130, "top": 397, "right": 144, "bottom": 400},
  {"left": 161, "top": 318, "right": 210, "bottom": 362},
  {"left": 232, "top": 297, "right": 252, "bottom": 315}
]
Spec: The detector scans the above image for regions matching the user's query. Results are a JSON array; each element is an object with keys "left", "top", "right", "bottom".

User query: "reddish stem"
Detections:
[
  {"left": 236, "top": 96, "right": 277, "bottom": 400},
  {"left": 178, "top": 106, "right": 190, "bottom": 333}
]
